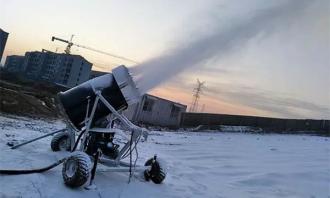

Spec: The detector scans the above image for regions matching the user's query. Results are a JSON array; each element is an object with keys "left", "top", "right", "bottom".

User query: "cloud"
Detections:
[
  {"left": 162, "top": 77, "right": 330, "bottom": 119},
  {"left": 129, "top": 0, "right": 329, "bottom": 119},
  {"left": 206, "top": 83, "right": 330, "bottom": 119},
  {"left": 130, "top": 0, "right": 313, "bottom": 93}
]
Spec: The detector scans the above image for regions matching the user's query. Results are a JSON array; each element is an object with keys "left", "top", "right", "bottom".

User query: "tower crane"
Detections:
[{"left": 51, "top": 35, "right": 138, "bottom": 64}]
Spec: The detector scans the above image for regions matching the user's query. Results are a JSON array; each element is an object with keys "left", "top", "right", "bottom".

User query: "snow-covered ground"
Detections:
[{"left": 0, "top": 114, "right": 329, "bottom": 198}]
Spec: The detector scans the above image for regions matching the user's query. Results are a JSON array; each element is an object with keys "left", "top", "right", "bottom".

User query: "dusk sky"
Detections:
[{"left": 1, "top": 0, "right": 329, "bottom": 119}]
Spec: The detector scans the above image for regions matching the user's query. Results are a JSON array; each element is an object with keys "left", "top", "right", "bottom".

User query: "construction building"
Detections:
[
  {"left": 124, "top": 94, "right": 187, "bottom": 128},
  {"left": 23, "top": 51, "right": 47, "bottom": 79},
  {"left": 10, "top": 51, "right": 93, "bottom": 87},
  {"left": 0, "top": 28, "right": 9, "bottom": 63},
  {"left": 4, "top": 55, "right": 25, "bottom": 73},
  {"left": 51, "top": 53, "right": 92, "bottom": 87}
]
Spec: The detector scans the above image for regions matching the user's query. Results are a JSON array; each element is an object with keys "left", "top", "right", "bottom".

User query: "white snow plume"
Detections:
[{"left": 130, "top": 0, "right": 312, "bottom": 93}]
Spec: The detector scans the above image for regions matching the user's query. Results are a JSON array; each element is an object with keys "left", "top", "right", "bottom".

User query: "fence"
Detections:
[{"left": 180, "top": 113, "right": 330, "bottom": 133}]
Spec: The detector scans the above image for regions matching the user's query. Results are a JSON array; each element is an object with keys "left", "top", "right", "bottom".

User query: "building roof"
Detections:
[
  {"left": 0, "top": 28, "right": 8, "bottom": 34},
  {"left": 7, "top": 55, "right": 24, "bottom": 58},
  {"left": 145, "top": 93, "right": 187, "bottom": 108},
  {"left": 26, "top": 51, "right": 93, "bottom": 65},
  {"left": 90, "top": 70, "right": 109, "bottom": 78}
]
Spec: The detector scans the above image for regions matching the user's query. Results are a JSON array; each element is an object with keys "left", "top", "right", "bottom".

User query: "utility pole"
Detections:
[{"left": 189, "top": 79, "right": 205, "bottom": 112}]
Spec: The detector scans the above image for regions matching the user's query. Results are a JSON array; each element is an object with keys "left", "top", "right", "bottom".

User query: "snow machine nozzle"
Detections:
[{"left": 57, "top": 65, "right": 140, "bottom": 130}]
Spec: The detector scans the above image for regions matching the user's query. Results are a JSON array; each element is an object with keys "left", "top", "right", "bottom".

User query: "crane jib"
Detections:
[{"left": 51, "top": 35, "right": 138, "bottom": 64}]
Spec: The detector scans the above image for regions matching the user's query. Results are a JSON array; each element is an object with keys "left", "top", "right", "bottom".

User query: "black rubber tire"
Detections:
[
  {"left": 144, "top": 170, "right": 150, "bottom": 181},
  {"left": 144, "top": 158, "right": 166, "bottom": 184},
  {"left": 62, "top": 152, "right": 91, "bottom": 188},
  {"left": 51, "top": 132, "right": 71, "bottom": 151}
]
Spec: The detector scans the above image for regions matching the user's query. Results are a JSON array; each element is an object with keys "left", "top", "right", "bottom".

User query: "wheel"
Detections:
[
  {"left": 144, "top": 157, "right": 166, "bottom": 184},
  {"left": 62, "top": 152, "right": 91, "bottom": 188},
  {"left": 51, "top": 131, "right": 71, "bottom": 151}
]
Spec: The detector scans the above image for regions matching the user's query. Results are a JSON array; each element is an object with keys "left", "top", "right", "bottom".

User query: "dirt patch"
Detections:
[
  {"left": 0, "top": 71, "right": 67, "bottom": 118},
  {"left": 0, "top": 87, "right": 56, "bottom": 117}
]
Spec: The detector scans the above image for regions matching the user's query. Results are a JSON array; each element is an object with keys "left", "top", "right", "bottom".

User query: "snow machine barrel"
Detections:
[{"left": 57, "top": 65, "right": 140, "bottom": 130}]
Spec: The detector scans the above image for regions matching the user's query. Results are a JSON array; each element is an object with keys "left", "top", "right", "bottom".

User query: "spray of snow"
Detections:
[{"left": 130, "top": 0, "right": 311, "bottom": 93}]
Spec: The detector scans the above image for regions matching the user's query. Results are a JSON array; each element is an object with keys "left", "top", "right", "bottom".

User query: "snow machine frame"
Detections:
[
  {"left": 55, "top": 65, "right": 166, "bottom": 188},
  {"left": 71, "top": 90, "right": 148, "bottom": 172}
]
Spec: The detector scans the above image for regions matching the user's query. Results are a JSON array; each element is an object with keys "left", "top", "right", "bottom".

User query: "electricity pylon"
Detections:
[{"left": 189, "top": 79, "right": 205, "bottom": 112}]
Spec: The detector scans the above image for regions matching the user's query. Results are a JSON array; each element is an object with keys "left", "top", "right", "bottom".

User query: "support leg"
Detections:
[
  {"left": 85, "top": 150, "right": 100, "bottom": 190},
  {"left": 11, "top": 129, "right": 66, "bottom": 149}
]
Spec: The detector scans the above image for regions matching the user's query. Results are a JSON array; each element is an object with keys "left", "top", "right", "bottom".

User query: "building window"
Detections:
[
  {"left": 170, "top": 105, "right": 181, "bottom": 117},
  {"left": 142, "top": 98, "right": 154, "bottom": 112}
]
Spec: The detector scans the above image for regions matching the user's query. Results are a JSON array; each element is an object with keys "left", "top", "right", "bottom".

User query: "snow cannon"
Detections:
[
  {"left": 1, "top": 65, "right": 166, "bottom": 189},
  {"left": 57, "top": 65, "right": 140, "bottom": 130},
  {"left": 49, "top": 65, "right": 167, "bottom": 188}
]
